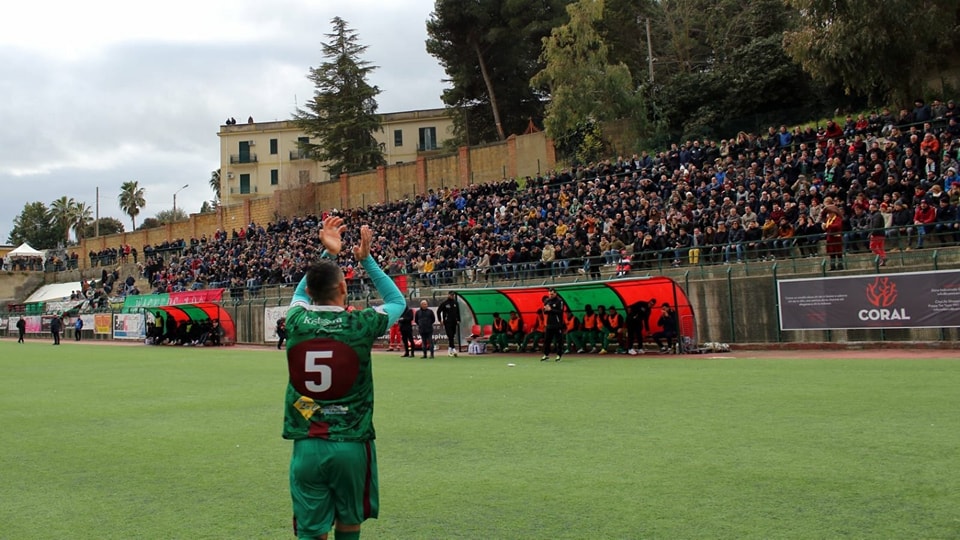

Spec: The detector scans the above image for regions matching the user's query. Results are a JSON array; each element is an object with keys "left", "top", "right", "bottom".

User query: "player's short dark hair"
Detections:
[{"left": 305, "top": 260, "right": 344, "bottom": 303}]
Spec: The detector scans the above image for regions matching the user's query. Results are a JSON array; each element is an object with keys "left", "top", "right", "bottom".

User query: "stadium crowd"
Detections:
[{"left": 120, "top": 98, "right": 960, "bottom": 297}]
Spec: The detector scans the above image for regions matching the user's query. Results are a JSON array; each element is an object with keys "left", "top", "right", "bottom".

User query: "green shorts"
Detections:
[{"left": 290, "top": 438, "right": 379, "bottom": 539}]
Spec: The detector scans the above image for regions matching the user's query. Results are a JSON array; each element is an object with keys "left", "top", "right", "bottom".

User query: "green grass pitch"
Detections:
[{"left": 1, "top": 341, "right": 958, "bottom": 539}]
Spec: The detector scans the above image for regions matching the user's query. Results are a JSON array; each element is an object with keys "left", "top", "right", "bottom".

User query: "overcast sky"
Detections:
[{"left": 0, "top": 0, "right": 447, "bottom": 244}]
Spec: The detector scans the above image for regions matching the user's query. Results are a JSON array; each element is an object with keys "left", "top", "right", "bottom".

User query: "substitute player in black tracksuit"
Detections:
[{"left": 436, "top": 291, "right": 461, "bottom": 357}]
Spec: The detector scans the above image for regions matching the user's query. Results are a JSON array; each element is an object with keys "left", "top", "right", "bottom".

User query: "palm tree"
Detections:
[
  {"left": 209, "top": 168, "right": 221, "bottom": 206},
  {"left": 49, "top": 196, "right": 76, "bottom": 245},
  {"left": 72, "top": 202, "right": 93, "bottom": 241},
  {"left": 118, "top": 181, "right": 146, "bottom": 230}
]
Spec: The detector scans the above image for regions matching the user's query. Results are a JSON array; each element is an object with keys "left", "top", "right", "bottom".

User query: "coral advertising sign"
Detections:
[{"left": 777, "top": 270, "right": 960, "bottom": 330}]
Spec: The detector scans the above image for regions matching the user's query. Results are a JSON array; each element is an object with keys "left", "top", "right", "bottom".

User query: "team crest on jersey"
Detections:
[{"left": 293, "top": 397, "right": 319, "bottom": 420}]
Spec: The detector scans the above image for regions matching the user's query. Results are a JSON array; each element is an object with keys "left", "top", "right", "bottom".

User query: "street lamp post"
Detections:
[{"left": 173, "top": 184, "right": 189, "bottom": 221}]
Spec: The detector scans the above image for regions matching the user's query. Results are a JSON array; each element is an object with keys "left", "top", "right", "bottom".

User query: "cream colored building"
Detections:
[{"left": 218, "top": 108, "right": 454, "bottom": 207}]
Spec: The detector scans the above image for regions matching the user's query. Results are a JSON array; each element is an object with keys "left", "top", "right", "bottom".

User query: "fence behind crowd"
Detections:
[{"left": 3, "top": 246, "right": 958, "bottom": 346}]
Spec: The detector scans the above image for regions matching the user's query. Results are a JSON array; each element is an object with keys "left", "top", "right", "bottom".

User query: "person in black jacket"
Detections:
[
  {"left": 50, "top": 314, "right": 62, "bottom": 345},
  {"left": 275, "top": 318, "right": 287, "bottom": 349},
  {"left": 16, "top": 316, "right": 26, "bottom": 343},
  {"left": 541, "top": 289, "right": 565, "bottom": 362},
  {"left": 399, "top": 305, "right": 415, "bottom": 357},
  {"left": 415, "top": 300, "right": 436, "bottom": 358},
  {"left": 436, "top": 292, "right": 460, "bottom": 357},
  {"left": 652, "top": 303, "right": 679, "bottom": 354},
  {"left": 626, "top": 299, "right": 656, "bottom": 355}
]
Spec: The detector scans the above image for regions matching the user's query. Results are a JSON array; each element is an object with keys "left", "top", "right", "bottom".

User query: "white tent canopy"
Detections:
[
  {"left": 25, "top": 282, "right": 84, "bottom": 303},
  {"left": 8, "top": 243, "right": 45, "bottom": 258}
]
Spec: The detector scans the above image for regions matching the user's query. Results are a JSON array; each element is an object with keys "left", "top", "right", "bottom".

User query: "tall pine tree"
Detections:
[
  {"left": 294, "top": 17, "right": 385, "bottom": 176},
  {"left": 426, "top": 0, "right": 572, "bottom": 145}
]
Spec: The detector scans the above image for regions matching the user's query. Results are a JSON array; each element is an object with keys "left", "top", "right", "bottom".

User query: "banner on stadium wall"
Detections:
[
  {"left": 778, "top": 269, "right": 960, "bottom": 330},
  {"left": 122, "top": 289, "right": 224, "bottom": 310},
  {"left": 264, "top": 306, "right": 289, "bottom": 342},
  {"left": 79, "top": 314, "right": 96, "bottom": 333},
  {"left": 94, "top": 314, "right": 113, "bottom": 335},
  {"left": 113, "top": 313, "right": 146, "bottom": 339},
  {"left": 40, "top": 315, "right": 59, "bottom": 332},
  {"left": 6, "top": 316, "right": 43, "bottom": 333}
]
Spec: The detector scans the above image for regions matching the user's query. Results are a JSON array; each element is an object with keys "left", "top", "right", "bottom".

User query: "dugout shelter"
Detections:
[
  {"left": 440, "top": 276, "right": 697, "bottom": 351},
  {"left": 147, "top": 302, "right": 236, "bottom": 345}
]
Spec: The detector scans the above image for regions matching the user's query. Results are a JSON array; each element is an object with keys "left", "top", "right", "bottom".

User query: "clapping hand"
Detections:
[
  {"left": 353, "top": 225, "right": 373, "bottom": 261},
  {"left": 319, "top": 216, "right": 346, "bottom": 256}
]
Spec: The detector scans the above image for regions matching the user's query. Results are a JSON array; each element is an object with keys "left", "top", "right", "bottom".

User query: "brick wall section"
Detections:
[
  {"left": 425, "top": 152, "right": 460, "bottom": 192},
  {"left": 416, "top": 156, "right": 428, "bottom": 196},
  {"left": 469, "top": 143, "right": 509, "bottom": 183},
  {"left": 506, "top": 135, "right": 518, "bottom": 179},
  {"left": 458, "top": 145, "right": 471, "bottom": 187},
  {"left": 339, "top": 172, "right": 350, "bottom": 210},
  {"left": 74, "top": 132, "right": 553, "bottom": 269},
  {"left": 385, "top": 162, "right": 418, "bottom": 201},
  {"left": 377, "top": 165, "right": 387, "bottom": 203}
]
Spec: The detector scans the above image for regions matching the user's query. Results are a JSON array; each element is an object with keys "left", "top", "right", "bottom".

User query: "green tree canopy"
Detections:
[
  {"left": 154, "top": 208, "right": 188, "bottom": 224},
  {"left": 49, "top": 196, "right": 77, "bottom": 245},
  {"left": 209, "top": 168, "right": 221, "bottom": 205},
  {"left": 138, "top": 217, "right": 163, "bottom": 230},
  {"left": 71, "top": 201, "right": 93, "bottom": 242},
  {"left": 426, "top": 0, "right": 572, "bottom": 145},
  {"left": 118, "top": 180, "right": 146, "bottom": 230},
  {"left": 783, "top": 0, "right": 960, "bottom": 105},
  {"left": 82, "top": 217, "right": 124, "bottom": 239},
  {"left": 293, "top": 16, "right": 385, "bottom": 176},
  {"left": 532, "top": 0, "right": 644, "bottom": 157},
  {"left": 8, "top": 202, "right": 60, "bottom": 249}
]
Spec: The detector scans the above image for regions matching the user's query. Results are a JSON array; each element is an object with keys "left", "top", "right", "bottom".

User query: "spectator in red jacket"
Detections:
[{"left": 913, "top": 199, "right": 937, "bottom": 249}]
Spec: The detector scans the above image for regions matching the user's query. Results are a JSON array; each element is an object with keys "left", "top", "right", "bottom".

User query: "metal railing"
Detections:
[{"left": 229, "top": 153, "right": 258, "bottom": 164}]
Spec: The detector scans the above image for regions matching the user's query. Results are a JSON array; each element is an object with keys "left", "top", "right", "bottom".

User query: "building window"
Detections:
[
  {"left": 271, "top": 169, "right": 279, "bottom": 185},
  {"left": 394, "top": 129, "right": 403, "bottom": 147},
  {"left": 270, "top": 139, "right": 278, "bottom": 155},
  {"left": 240, "top": 174, "right": 251, "bottom": 194},
  {"left": 296, "top": 136, "right": 310, "bottom": 159},
  {"left": 419, "top": 127, "right": 437, "bottom": 150}
]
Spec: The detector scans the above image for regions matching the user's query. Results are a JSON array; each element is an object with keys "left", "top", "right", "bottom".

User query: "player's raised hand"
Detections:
[
  {"left": 353, "top": 225, "right": 373, "bottom": 261},
  {"left": 320, "top": 216, "right": 346, "bottom": 256}
]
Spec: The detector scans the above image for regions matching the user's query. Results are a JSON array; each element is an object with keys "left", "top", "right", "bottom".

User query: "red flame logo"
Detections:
[{"left": 865, "top": 277, "right": 897, "bottom": 308}]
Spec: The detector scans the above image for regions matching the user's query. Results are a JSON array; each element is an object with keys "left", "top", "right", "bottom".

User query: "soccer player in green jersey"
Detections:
[{"left": 283, "top": 215, "right": 406, "bottom": 540}]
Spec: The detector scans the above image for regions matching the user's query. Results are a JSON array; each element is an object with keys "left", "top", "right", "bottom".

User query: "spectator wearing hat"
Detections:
[
  {"left": 943, "top": 168, "right": 960, "bottom": 192},
  {"left": 821, "top": 198, "right": 844, "bottom": 270}
]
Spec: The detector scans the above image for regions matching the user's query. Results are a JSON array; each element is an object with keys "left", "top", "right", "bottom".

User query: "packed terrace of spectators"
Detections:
[{"left": 91, "top": 99, "right": 960, "bottom": 301}]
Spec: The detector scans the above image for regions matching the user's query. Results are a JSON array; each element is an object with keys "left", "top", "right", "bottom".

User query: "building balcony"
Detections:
[
  {"left": 230, "top": 154, "right": 258, "bottom": 164},
  {"left": 289, "top": 150, "right": 308, "bottom": 161},
  {"left": 229, "top": 186, "right": 259, "bottom": 195}
]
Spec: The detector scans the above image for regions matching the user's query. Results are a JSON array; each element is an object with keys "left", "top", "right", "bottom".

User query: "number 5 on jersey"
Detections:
[{"left": 287, "top": 338, "right": 360, "bottom": 400}]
